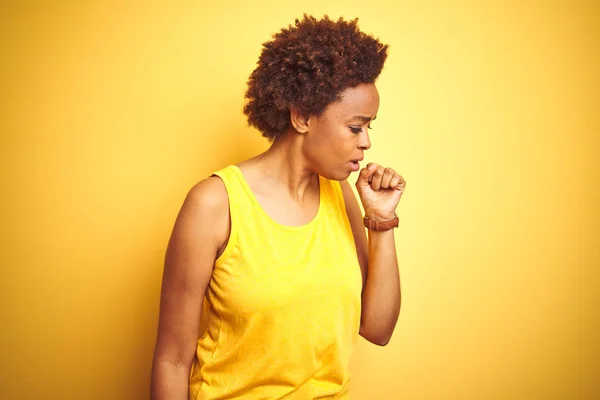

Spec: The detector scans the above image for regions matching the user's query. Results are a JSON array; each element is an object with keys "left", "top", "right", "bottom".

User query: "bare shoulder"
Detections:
[
  {"left": 173, "top": 175, "right": 230, "bottom": 257},
  {"left": 153, "top": 176, "right": 230, "bottom": 373},
  {"left": 185, "top": 175, "right": 229, "bottom": 213}
]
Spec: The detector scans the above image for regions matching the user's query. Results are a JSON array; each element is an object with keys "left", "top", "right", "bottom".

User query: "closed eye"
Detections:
[{"left": 349, "top": 125, "right": 373, "bottom": 134}]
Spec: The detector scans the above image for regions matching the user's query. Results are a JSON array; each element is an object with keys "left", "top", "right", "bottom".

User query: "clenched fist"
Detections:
[{"left": 355, "top": 163, "right": 406, "bottom": 221}]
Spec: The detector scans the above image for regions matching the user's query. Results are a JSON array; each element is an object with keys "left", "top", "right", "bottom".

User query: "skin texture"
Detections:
[
  {"left": 296, "top": 82, "right": 379, "bottom": 182},
  {"left": 150, "top": 83, "right": 406, "bottom": 400}
]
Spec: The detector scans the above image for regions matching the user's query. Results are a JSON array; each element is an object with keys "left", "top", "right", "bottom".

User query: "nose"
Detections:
[{"left": 358, "top": 131, "right": 371, "bottom": 150}]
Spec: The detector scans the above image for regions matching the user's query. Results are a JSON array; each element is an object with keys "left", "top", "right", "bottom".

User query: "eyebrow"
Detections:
[{"left": 350, "top": 115, "right": 377, "bottom": 122}]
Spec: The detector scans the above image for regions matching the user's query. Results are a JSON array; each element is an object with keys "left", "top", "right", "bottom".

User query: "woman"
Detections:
[{"left": 151, "top": 15, "right": 406, "bottom": 400}]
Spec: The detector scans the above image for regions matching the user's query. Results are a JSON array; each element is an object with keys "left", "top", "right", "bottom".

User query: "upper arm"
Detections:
[
  {"left": 153, "top": 176, "right": 230, "bottom": 367},
  {"left": 340, "top": 180, "right": 368, "bottom": 289}
]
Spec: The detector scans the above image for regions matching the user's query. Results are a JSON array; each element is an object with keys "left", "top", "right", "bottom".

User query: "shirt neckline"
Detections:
[{"left": 230, "top": 165, "right": 324, "bottom": 232}]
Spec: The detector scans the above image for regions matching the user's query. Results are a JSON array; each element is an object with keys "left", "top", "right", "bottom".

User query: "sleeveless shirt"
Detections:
[{"left": 189, "top": 165, "right": 363, "bottom": 400}]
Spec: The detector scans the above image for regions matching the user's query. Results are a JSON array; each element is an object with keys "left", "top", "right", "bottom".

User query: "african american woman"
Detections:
[{"left": 151, "top": 15, "right": 407, "bottom": 400}]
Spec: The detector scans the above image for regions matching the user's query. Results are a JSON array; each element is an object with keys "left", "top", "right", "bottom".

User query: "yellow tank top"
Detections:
[{"left": 189, "top": 165, "right": 363, "bottom": 400}]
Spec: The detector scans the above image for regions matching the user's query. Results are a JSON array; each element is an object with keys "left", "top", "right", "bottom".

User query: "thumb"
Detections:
[{"left": 356, "top": 163, "right": 377, "bottom": 188}]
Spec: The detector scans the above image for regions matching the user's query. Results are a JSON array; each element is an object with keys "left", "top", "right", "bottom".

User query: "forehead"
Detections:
[{"left": 326, "top": 83, "right": 380, "bottom": 120}]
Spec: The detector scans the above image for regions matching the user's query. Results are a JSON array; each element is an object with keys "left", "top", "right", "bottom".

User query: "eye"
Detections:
[{"left": 349, "top": 125, "right": 373, "bottom": 134}]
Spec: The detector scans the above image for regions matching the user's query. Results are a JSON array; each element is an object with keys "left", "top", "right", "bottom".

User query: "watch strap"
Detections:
[{"left": 363, "top": 215, "right": 399, "bottom": 231}]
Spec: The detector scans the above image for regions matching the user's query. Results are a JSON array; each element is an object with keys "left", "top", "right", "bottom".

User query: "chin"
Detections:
[{"left": 320, "top": 168, "right": 352, "bottom": 182}]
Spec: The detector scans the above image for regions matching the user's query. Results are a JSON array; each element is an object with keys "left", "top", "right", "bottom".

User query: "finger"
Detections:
[
  {"left": 356, "top": 163, "right": 378, "bottom": 188},
  {"left": 389, "top": 173, "right": 401, "bottom": 189},
  {"left": 380, "top": 168, "right": 395, "bottom": 189},
  {"left": 370, "top": 166, "right": 385, "bottom": 191},
  {"left": 394, "top": 175, "right": 406, "bottom": 191}
]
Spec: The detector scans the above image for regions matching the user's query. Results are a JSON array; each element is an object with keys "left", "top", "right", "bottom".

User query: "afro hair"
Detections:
[{"left": 243, "top": 15, "right": 388, "bottom": 141}]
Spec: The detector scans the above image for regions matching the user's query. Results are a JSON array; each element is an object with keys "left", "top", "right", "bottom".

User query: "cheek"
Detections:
[
  {"left": 325, "top": 131, "right": 355, "bottom": 158},
  {"left": 307, "top": 123, "right": 352, "bottom": 163}
]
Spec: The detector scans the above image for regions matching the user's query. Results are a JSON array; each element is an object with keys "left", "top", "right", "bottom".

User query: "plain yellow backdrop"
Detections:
[{"left": 1, "top": 1, "right": 598, "bottom": 399}]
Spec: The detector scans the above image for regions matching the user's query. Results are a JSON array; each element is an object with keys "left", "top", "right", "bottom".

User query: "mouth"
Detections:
[{"left": 349, "top": 157, "right": 363, "bottom": 171}]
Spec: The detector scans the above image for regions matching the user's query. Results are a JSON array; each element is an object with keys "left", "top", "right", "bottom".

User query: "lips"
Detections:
[{"left": 349, "top": 156, "right": 363, "bottom": 172}]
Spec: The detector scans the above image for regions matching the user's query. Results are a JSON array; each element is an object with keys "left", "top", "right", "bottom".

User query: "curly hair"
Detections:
[{"left": 243, "top": 15, "right": 389, "bottom": 141}]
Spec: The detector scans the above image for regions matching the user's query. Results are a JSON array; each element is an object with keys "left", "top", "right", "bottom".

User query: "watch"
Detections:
[{"left": 363, "top": 215, "right": 399, "bottom": 231}]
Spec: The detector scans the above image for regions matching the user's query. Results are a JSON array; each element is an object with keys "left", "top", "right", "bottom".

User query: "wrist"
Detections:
[
  {"left": 363, "top": 214, "right": 399, "bottom": 231},
  {"left": 364, "top": 210, "right": 396, "bottom": 222}
]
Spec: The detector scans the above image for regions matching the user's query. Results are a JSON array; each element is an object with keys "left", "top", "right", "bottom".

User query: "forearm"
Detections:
[
  {"left": 359, "top": 229, "right": 401, "bottom": 346},
  {"left": 151, "top": 358, "right": 191, "bottom": 400}
]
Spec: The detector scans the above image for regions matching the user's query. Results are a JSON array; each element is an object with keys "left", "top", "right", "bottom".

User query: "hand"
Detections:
[{"left": 355, "top": 163, "right": 406, "bottom": 221}]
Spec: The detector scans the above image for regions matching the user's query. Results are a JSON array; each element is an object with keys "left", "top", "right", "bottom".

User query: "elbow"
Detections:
[
  {"left": 359, "top": 325, "right": 394, "bottom": 347},
  {"left": 359, "top": 308, "right": 400, "bottom": 347},
  {"left": 371, "top": 335, "right": 392, "bottom": 347}
]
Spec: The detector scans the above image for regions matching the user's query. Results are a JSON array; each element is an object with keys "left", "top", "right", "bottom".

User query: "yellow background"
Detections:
[{"left": 1, "top": 1, "right": 598, "bottom": 399}]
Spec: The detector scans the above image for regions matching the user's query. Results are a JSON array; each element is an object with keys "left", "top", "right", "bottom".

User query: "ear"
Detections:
[{"left": 290, "top": 107, "right": 310, "bottom": 133}]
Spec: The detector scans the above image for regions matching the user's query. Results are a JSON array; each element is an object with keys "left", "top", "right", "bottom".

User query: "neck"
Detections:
[{"left": 252, "top": 130, "right": 317, "bottom": 201}]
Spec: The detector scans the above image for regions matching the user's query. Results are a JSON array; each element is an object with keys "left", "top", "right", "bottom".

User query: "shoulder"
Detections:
[
  {"left": 173, "top": 176, "right": 230, "bottom": 252},
  {"left": 184, "top": 175, "right": 229, "bottom": 213}
]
